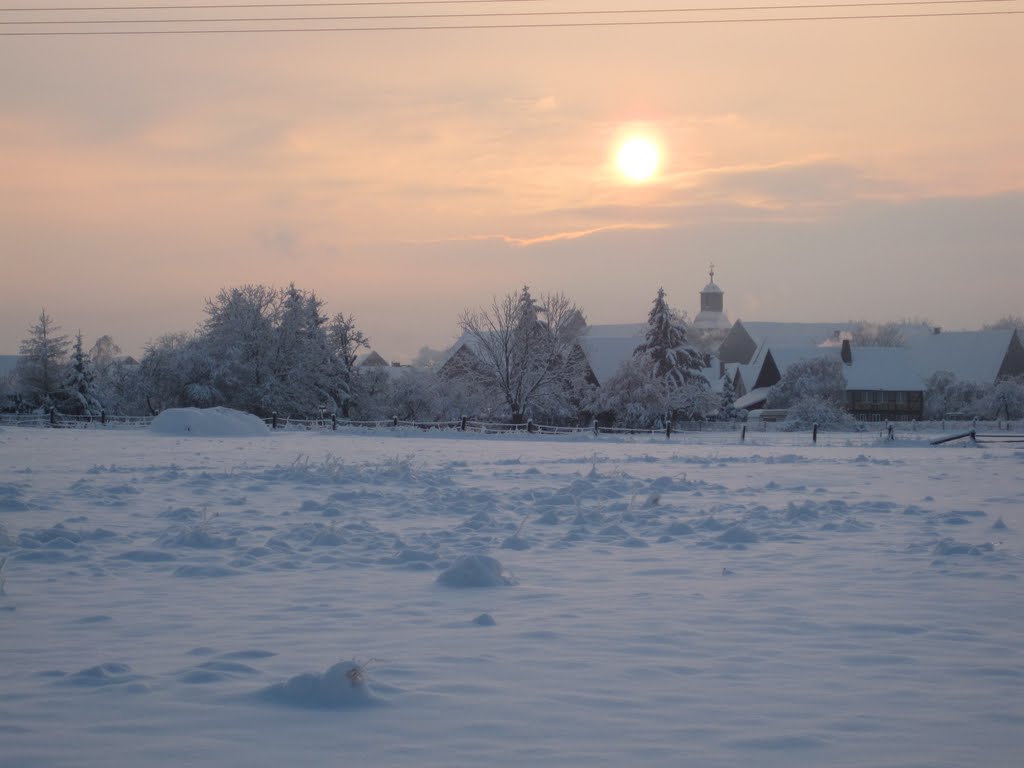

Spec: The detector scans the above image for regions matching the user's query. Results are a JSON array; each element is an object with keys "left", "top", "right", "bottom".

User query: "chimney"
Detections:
[{"left": 841, "top": 338, "right": 852, "bottom": 364}]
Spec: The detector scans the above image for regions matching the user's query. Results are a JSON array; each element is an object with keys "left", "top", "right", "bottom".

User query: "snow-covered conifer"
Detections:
[{"left": 16, "top": 310, "right": 70, "bottom": 409}]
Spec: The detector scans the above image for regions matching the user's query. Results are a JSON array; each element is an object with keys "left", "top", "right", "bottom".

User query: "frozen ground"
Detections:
[{"left": 1, "top": 420, "right": 1022, "bottom": 767}]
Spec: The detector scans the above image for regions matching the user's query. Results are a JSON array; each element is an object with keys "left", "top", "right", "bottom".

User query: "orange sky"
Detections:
[{"left": 2, "top": 4, "right": 1022, "bottom": 359}]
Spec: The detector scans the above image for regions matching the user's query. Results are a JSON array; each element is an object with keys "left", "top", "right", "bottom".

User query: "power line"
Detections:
[
  {"left": 1, "top": 7, "right": 1020, "bottom": 33},
  {"left": 0, "top": 0, "right": 543, "bottom": 9},
  {"left": 1, "top": 0, "right": 1013, "bottom": 25}
]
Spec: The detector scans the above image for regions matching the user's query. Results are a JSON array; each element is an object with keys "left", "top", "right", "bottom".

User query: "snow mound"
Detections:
[
  {"left": 149, "top": 407, "right": 269, "bottom": 437},
  {"left": 261, "top": 660, "right": 380, "bottom": 709},
  {"left": 436, "top": 554, "right": 515, "bottom": 587}
]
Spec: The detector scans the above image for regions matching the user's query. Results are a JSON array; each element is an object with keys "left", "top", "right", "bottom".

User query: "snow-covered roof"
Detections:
[
  {"left": 578, "top": 324, "right": 646, "bottom": 385},
  {"left": 693, "top": 308, "right": 731, "bottom": 331},
  {"left": 843, "top": 348, "right": 925, "bottom": 391},
  {"left": 755, "top": 344, "right": 924, "bottom": 392},
  {"left": 701, "top": 280, "right": 723, "bottom": 295},
  {"left": 740, "top": 321, "right": 856, "bottom": 349},
  {"left": 905, "top": 329, "right": 1016, "bottom": 385},
  {"left": 735, "top": 387, "right": 770, "bottom": 410}
]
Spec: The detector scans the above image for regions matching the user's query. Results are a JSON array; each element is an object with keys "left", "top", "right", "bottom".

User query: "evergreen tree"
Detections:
[
  {"left": 16, "top": 310, "right": 70, "bottom": 409},
  {"left": 631, "top": 288, "right": 710, "bottom": 420},
  {"left": 268, "top": 284, "right": 348, "bottom": 417},
  {"left": 59, "top": 332, "right": 104, "bottom": 416},
  {"left": 202, "top": 284, "right": 279, "bottom": 413},
  {"left": 719, "top": 374, "right": 740, "bottom": 421},
  {"left": 634, "top": 288, "right": 706, "bottom": 387}
]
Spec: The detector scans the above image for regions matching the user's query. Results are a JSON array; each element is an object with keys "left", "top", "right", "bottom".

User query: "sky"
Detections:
[{"left": 2, "top": 1, "right": 1022, "bottom": 361}]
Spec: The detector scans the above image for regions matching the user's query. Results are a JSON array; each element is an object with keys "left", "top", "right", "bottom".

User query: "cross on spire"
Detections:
[{"left": 709, "top": 262, "right": 715, "bottom": 283}]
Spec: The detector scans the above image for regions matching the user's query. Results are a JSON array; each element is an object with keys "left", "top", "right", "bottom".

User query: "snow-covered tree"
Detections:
[
  {"left": 615, "top": 287, "right": 712, "bottom": 422},
  {"left": 202, "top": 284, "right": 279, "bottom": 413},
  {"left": 971, "top": 377, "right": 1024, "bottom": 420},
  {"left": 922, "top": 371, "right": 985, "bottom": 420},
  {"left": 457, "top": 286, "right": 588, "bottom": 423},
  {"left": 264, "top": 284, "right": 349, "bottom": 417},
  {"left": 718, "top": 374, "right": 741, "bottom": 421},
  {"left": 327, "top": 312, "right": 369, "bottom": 372},
  {"left": 766, "top": 356, "right": 847, "bottom": 410},
  {"left": 634, "top": 287, "right": 706, "bottom": 387},
  {"left": 782, "top": 396, "right": 855, "bottom": 431},
  {"left": 137, "top": 332, "right": 218, "bottom": 414},
  {"left": 58, "top": 332, "right": 103, "bottom": 416},
  {"left": 589, "top": 354, "right": 672, "bottom": 429},
  {"left": 16, "top": 310, "right": 70, "bottom": 409}
]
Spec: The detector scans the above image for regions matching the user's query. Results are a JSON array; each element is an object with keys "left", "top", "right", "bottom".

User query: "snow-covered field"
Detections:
[{"left": 1, "top": 415, "right": 1022, "bottom": 767}]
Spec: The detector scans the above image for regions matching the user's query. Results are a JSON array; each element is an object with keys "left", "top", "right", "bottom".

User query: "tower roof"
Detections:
[{"left": 701, "top": 262, "right": 722, "bottom": 294}]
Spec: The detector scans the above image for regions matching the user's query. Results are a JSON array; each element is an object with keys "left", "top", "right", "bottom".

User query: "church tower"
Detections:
[{"left": 693, "top": 263, "right": 731, "bottom": 331}]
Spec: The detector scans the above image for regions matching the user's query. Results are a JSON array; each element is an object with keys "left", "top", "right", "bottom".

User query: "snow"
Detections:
[
  {"left": 149, "top": 406, "right": 270, "bottom": 437},
  {"left": 1, "top": 428, "right": 1023, "bottom": 767},
  {"left": 907, "top": 329, "right": 1017, "bottom": 385}
]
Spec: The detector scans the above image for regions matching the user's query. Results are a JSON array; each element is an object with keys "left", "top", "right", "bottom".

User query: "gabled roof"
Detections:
[
  {"left": 578, "top": 324, "right": 646, "bottom": 385},
  {"left": 740, "top": 321, "right": 856, "bottom": 349},
  {"left": 906, "top": 329, "right": 1019, "bottom": 385},
  {"left": 753, "top": 344, "right": 924, "bottom": 392}
]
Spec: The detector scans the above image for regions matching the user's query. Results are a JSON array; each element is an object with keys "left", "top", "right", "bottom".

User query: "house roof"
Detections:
[
  {"left": 578, "top": 324, "right": 646, "bottom": 385},
  {"left": 843, "top": 347, "right": 925, "bottom": 391},
  {"left": 905, "top": 329, "right": 1017, "bottom": 385},
  {"left": 739, "top": 321, "right": 856, "bottom": 350},
  {"left": 754, "top": 344, "right": 924, "bottom": 392},
  {"left": 735, "top": 387, "right": 771, "bottom": 410}
]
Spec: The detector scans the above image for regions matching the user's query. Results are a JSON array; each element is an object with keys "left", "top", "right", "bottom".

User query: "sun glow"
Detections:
[{"left": 616, "top": 137, "right": 661, "bottom": 182}]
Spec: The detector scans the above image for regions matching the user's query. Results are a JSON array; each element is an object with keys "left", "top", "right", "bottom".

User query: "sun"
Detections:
[{"left": 616, "top": 137, "right": 661, "bottom": 182}]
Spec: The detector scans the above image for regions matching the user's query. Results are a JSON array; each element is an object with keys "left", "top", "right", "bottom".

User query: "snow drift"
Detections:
[{"left": 149, "top": 407, "right": 269, "bottom": 437}]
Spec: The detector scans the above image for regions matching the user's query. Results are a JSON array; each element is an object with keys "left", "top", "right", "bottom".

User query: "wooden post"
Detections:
[
  {"left": 332, "top": 413, "right": 337, "bottom": 431},
  {"left": 392, "top": 416, "right": 399, "bottom": 427},
  {"left": 50, "top": 407, "right": 57, "bottom": 427},
  {"left": 272, "top": 411, "right": 278, "bottom": 430},
  {"left": 666, "top": 420, "right": 672, "bottom": 439},
  {"left": 527, "top": 419, "right": 534, "bottom": 434},
  {"left": 100, "top": 409, "right": 106, "bottom": 426},
  {"left": 741, "top": 425, "right": 746, "bottom": 442},
  {"left": 460, "top": 415, "right": 467, "bottom": 431},
  {"left": 812, "top": 423, "right": 818, "bottom": 444}
]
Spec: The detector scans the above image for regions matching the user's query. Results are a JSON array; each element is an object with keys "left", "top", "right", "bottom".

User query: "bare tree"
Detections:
[{"left": 457, "top": 286, "right": 588, "bottom": 423}]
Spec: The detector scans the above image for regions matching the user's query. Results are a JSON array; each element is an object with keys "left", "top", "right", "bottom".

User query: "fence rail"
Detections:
[{"left": 2, "top": 410, "right": 1019, "bottom": 446}]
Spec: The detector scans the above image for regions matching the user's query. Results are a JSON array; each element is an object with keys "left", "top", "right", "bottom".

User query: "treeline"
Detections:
[
  {"left": 2, "top": 285, "right": 1022, "bottom": 426},
  {"left": 1, "top": 282, "right": 720, "bottom": 426}
]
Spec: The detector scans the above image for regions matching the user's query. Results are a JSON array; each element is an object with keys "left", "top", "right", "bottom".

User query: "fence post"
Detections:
[
  {"left": 392, "top": 416, "right": 399, "bottom": 428},
  {"left": 271, "top": 411, "right": 277, "bottom": 430},
  {"left": 332, "top": 413, "right": 337, "bottom": 431},
  {"left": 592, "top": 418, "right": 599, "bottom": 436},
  {"left": 666, "top": 420, "right": 672, "bottom": 439},
  {"left": 741, "top": 425, "right": 746, "bottom": 442},
  {"left": 970, "top": 429, "right": 976, "bottom": 442},
  {"left": 887, "top": 423, "right": 894, "bottom": 441},
  {"left": 50, "top": 407, "right": 57, "bottom": 427},
  {"left": 101, "top": 409, "right": 106, "bottom": 426},
  {"left": 460, "top": 415, "right": 467, "bottom": 431},
  {"left": 812, "top": 423, "right": 818, "bottom": 444},
  {"left": 527, "top": 419, "right": 534, "bottom": 434}
]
